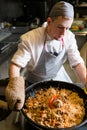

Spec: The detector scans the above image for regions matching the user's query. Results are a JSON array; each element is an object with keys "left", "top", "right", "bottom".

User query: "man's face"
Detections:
[{"left": 47, "top": 16, "right": 73, "bottom": 40}]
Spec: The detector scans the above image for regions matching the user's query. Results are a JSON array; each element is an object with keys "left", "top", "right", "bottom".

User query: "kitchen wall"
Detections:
[
  {"left": 0, "top": 0, "right": 49, "bottom": 25},
  {"left": 75, "top": 35, "right": 87, "bottom": 50},
  {"left": 0, "top": 0, "right": 24, "bottom": 22},
  {"left": 0, "top": 0, "right": 87, "bottom": 25}
]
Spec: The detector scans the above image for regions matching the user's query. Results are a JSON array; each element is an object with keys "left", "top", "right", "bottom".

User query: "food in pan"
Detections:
[{"left": 23, "top": 87, "right": 85, "bottom": 128}]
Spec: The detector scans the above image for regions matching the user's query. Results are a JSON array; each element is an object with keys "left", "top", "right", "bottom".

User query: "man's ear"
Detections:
[{"left": 47, "top": 17, "right": 52, "bottom": 25}]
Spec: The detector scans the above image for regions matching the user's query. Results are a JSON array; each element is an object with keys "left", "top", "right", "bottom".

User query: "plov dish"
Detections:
[{"left": 23, "top": 87, "right": 85, "bottom": 128}]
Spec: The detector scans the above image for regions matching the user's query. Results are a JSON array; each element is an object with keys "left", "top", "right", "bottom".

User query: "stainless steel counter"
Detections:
[
  {"left": 0, "top": 29, "right": 11, "bottom": 42},
  {"left": 0, "top": 26, "right": 29, "bottom": 65}
]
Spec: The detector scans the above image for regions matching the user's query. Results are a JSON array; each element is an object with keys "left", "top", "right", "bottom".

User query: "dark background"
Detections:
[
  {"left": 0, "top": 0, "right": 24, "bottom": 22},
  {"left": 0, "top": 0, "right": 87, "bottom": 25}
]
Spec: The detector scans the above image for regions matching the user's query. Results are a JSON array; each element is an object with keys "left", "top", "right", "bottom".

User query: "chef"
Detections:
[{"left": 5, "top": 1, "right": 86, "bottom": 110}]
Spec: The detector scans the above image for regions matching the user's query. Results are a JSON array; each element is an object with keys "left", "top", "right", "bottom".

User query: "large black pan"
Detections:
[{"left": 22, "top": 80, "right": 87, "bottom": 130}]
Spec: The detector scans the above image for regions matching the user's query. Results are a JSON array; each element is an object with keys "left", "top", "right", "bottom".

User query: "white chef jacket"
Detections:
[{"left": 11, "top": 26, "right": 84, "bottom": 83}]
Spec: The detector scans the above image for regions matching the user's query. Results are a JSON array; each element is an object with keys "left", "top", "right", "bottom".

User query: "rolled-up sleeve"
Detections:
[
  {"left": 67, "top": 32, "right": 84, "bottom": 68},
  {"left": 11, "top": 41, "right": 31, "bottom": 68}
]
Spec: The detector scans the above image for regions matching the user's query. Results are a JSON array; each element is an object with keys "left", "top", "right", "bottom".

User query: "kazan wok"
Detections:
[{"left": 22, "top": 80, "right": 87, "bottom": 130}]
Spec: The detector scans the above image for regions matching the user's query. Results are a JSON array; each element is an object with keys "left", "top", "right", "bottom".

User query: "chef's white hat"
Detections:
[{"left": 49, "top": 1, "right": 74, "bottom": 18}]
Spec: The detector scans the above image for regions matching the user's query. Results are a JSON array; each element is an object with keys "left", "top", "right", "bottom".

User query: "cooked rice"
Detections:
[{"left": 23, "top": 87, "right": 85, "bottom": 128}]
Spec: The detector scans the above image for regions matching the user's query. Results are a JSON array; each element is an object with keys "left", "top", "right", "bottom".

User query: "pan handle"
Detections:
[
  {"left": 80, "top": 119, "right": 87, "bottom": 126},
  {"left": 0, "top": 99, "right": 8, "bottom": 110},
  {"left": 83, "top": 87, "right": 87, "bottom": 94},
  {"left": 76, "top": 83, "right": 87, "bottom": 94}
]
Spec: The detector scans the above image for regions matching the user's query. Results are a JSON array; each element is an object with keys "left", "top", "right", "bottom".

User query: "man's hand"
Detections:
[{"left": 5, "top": 77, "right": 25, "bottom": 111}]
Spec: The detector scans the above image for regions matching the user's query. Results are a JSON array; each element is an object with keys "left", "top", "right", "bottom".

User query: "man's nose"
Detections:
[{"left": 61, "top": 28, "right": 66, "bottom": 35}]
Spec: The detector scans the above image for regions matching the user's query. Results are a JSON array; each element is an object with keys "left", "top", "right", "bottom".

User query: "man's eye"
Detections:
[
  {"left": 57, "top": 27, "right": 69, "bottom": 30},
  {"left": 57, "top": 27, "right": 63, "bottom": 29}
]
